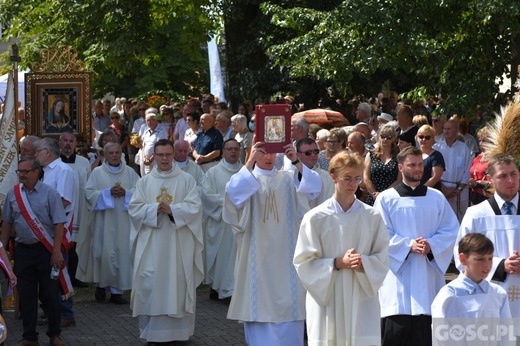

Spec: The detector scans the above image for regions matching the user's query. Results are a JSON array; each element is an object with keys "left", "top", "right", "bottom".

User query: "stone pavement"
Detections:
[{"left": 3, "top": 286, "right": 246, "bottom": 346}]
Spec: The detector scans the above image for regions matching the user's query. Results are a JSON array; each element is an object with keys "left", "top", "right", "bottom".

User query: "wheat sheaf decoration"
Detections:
[{"left": 482, "top": 102, "right": 520, "bottom": 166}]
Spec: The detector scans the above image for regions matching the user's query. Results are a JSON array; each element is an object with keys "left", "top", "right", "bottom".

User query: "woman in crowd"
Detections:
[
  {"left": 161, "top": 107, "right": 176, "bottom": 141},
  {"left": 184, "top": 112, "right": 201, "bottom": 151},
  {"left": 468, "top": 125, "right": 492, "bottom": 205},
  {"left": 364, "top": 123, "right": 401, "bottom": 206},
  {"left": 318, "top": 127, "right": 346, "bottom": 171},
  {"left": 417, "top": 125, "right": 445, "bottom": 190},
  {"left": 294, "top": 151, "right": 389, "bottom": 345},
  {"left": 231, "top": 114, "right": 253, "bottom": 164},
  {"left": 108, "top": 111, "right": 130, "bottom": 164},
  {"left": 315, "top": 129, "right": 330, "bottom": 151}
]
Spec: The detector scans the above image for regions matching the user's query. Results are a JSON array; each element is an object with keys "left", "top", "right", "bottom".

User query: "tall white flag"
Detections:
[
  {"left": 208, "top": 37, "right": 226, "bottom": 103},
  {"left": 0, "top": 71, "right": 19, "bottom": 205}
]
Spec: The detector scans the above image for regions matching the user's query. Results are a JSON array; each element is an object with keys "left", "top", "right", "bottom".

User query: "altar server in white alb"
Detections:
[
  {"left": 76, "top": 142, "right": 139, "bottom": 304},
  {"left": 200, "top": 138, "right": 243, "bottom": 300},
  {"left": 374, "top": 147, "right": 459, "bottom": 346},
  {"left": 223, "top": 141, "right": 322, "bottom": 346},
  {"left": 432, "top": 233, "right": 511, "bottom": 319},
  {"left": 129, "top": 139, "right": 203, "bottom": 344},
  {"left": 455, "top": 153, "right": 520, "bottom": 318},
  {"left": 294, "top": 151, "right": 389, "bottom": 346}
]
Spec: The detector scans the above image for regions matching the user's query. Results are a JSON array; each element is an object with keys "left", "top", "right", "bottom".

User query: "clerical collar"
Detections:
[
  {"left": 253, "top": 166, "right": 275, "bottom": 177},
  {"left": 174, "top": 160, "right": 189, "bottom": 168},
  {"left": 222, "top": 159, "right": 241, "bottom": 170},
  {"left": 60, "top": 153, "right": 76, "bottom": 163},
  {"left": 107, "top": 163, "right": 122, "bottom": 172},
  {"left": 157, "top": 166, "right": 175, "bottom": 175},
  {"left": 394, "top": 181, "right": 427, "bottom": 197}
]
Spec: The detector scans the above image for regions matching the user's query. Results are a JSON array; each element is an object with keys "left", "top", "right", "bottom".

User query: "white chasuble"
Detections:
[
  {"left": 128, "top": 165, "right": 203, "bottom": 341},
  {"left": 295, "top": 198, "right": 389, "bottom": 345},
  {"left": 223, "top": 165, "right": 321, "bottom": 322},
  {"left": 76, "top": 162, "right": 139, "bottom": 289},
  {"left": 200, "top": 160, "right": 242, "bottom": 298}
]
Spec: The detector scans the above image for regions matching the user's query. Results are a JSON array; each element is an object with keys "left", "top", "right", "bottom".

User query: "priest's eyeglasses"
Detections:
[
  {"left": 298, "top": 149, "right": 319, "bottom": 156},
  {"left": 155, "top": 153, "right": 173, "bottom": 158},
  {"left": 338, "top": 176, "right": 363, "bottom": 184}
]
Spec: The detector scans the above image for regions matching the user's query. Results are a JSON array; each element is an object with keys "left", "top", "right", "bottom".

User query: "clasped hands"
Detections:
[
  {"left": 110, "top": 185, "right": 126, "bottom": 198},
  {"left": 337, "top": 248, "right": 364, "bottom": 271},
  {"left": 157, "top": 202, "right": 172, "bottom": 216},
  {"left": 505, "top": 251, "right": 520, "bottom": 275},
  {"left": 411, "top": 237, "right": 431, "bottom": 256}
]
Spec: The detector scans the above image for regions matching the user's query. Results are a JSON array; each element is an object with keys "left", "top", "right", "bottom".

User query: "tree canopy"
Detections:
[
  {"left": 262, "top": 0, "right": 520, "bottom": 114},
  {"left": 0, "top": 0, "right": 214, "bottom": 98},
  {"left": 1, "top": 0, "right": 519, "bottom": 113}
]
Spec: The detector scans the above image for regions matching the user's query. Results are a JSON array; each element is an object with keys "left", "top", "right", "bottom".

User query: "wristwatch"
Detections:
[{"left": 291, "top": 158, "right": 300, "bottom": 165}]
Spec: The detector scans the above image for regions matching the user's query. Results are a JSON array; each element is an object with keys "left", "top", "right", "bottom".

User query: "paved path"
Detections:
[{"left": 3, "top": 286, "right": 245, "bottom": 345}]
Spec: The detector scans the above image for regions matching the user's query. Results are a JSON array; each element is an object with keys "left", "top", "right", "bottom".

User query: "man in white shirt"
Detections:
[
  {"left": 454, "top": 153, "right": 520, "bottom": 322},
  {"left": 434, "top": 119, "right": 472, "bottom": 221},
  {"left": 35, "top": 138, "right": 77, "bottom": 328}
]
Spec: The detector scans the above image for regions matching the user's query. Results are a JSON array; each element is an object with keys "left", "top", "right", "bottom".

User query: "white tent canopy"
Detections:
[{"left": 0, "top": 69, "right": 28, "bottom": 108}]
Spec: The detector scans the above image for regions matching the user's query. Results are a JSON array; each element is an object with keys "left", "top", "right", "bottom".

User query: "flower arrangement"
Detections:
[
  {"left": 146, "top": 95, "right": 169, "bottom": 109},
  {"left": 130, "top": 133, "right": 141, "bottom": 147}
]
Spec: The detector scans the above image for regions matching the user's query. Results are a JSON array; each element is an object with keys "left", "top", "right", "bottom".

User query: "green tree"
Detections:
[
  {"left": 0, "top": 0, "right": 214, "bottom": 98},
  {"left": 262, "top": 0, "right": 520, "bottom": 114}
]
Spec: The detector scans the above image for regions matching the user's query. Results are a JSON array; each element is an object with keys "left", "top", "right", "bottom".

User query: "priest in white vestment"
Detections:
[
  {"left": 294, "top": 151, "right": 389, "bottom": 346},
  {"left": 129, "top": 139, "right": 203, "bottom": 343},
  {"left": 374, "top": 147, "right": 459, "bottom": 346},
  {"left": 174, "top": 139, "right": 204, "bottom": 186},
  {"left": 454, "top": 154, "right": 520, "bottom": 330},
  {"left": 201, "top": 138, "right": 243, "bottom": 299},
  {"left": 223, "top": 141, "right": 322, "bottom": 346},
  {"left": 76, "top": 143, "right": 139, "bottom": 303}
]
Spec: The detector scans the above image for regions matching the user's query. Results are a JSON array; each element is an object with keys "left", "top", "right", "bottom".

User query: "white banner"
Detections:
[
  {"left": 0, "top": 71, "right": 19, "bottom": 205},
  {"left": 208, "top": 37, "right": 226, "bottom": 103}
]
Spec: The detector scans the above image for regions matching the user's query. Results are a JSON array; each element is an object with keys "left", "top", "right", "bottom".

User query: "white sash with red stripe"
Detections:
[{"left": 14, "top": 184, "right": 74, "bottom": 299}]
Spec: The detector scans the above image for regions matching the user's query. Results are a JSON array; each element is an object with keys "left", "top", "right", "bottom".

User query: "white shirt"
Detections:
[{"left": 42, "top": 157, "right": 76, "bottom": 214}]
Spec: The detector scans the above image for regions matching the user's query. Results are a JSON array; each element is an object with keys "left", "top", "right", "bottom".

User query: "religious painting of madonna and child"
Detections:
[
  {"left": 255, "top": 104, "right": 291, "bottom": 153},
  {"left": 43, "top": 88, "right": 77, "bottom": 134}
]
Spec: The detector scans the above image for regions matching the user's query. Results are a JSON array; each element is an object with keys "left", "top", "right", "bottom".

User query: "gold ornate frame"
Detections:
[{"left": 25, "top": 46, "right": 92, "bottom": 147}]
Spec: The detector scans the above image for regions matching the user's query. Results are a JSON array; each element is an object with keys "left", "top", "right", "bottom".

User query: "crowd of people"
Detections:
[{"left": 0, "top": 92, "right": 519, "bottom": 346}]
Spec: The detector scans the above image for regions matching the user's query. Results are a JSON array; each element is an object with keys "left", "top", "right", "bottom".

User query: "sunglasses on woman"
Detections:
[
  {"left": 417, "top": 135, "right": 431, "bottom": 140},
  {"left": 380, "top": 135, "right": 393, "bottom": 140}
]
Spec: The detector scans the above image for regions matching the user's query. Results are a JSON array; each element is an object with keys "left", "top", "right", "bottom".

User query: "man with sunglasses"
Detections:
[{"left": 294, "top": 137, "right": 334, "bottom": 214}]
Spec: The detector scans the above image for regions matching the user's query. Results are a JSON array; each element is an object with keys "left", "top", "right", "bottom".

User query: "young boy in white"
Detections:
[{"left": 432, "top": 233, "right": 512, "bottom": 345}]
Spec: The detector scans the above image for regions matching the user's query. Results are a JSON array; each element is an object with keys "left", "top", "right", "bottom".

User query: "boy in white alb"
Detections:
[{"left": 432, "top": 233, "right": 512, "bottom": 345}]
